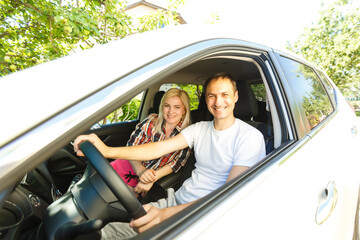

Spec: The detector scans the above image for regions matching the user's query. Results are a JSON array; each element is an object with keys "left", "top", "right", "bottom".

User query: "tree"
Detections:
[
  {"left": 174, "top": 84, "right": 203, "bottom": 110},
  {"left": 102, "top": 96, "right": 141, "bottom": 124},
  {"left": 288, "top": 0, "right": 360, "bottom": 94},
  {"left": 0, "top": 0, "right": 184, "bottom": 76}
]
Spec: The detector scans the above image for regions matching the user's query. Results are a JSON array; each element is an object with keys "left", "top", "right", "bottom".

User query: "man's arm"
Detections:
[
  {"left": 130, "top": 166, "right": 249, "bottom": 233},
  {"left": 73, "top": 133, "right": 189, "bottom": 161},
  {"left": 225, "top": 165, "right": 249, "bottom": 183},
  {"left": 129, "top": 201, "right": 195, "bottom": 233}
]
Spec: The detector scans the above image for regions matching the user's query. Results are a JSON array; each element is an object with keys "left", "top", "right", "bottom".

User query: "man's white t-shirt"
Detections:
[{"left": 175, "top": 119, "right": 266, "bottom": 205}]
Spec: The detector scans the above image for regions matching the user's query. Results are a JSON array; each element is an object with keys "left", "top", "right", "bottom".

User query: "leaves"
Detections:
[
  {"left": 0, "top": 0, "right": 184, "bottom": 76},
  {"left": 288, "top": 0, "right": 360, "bottom": 94}
]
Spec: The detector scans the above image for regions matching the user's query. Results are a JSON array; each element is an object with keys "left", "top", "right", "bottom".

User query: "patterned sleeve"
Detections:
[
  {"left": 166, "top": 147, "right": 192, "bottom": 173},
  {"left": 126, "top": 114, "right": 157, "bottom": 147}
]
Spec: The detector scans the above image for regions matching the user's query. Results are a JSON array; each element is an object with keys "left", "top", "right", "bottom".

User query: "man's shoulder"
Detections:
[
  {"left": 190, "top": 121, "right": 212, "bottom": 129},
  {"left": 235, "top": 119, "right": 263, "bottom": 136},
  {"left": 182, "top": 121, "right": 212, "bottom": 134}
]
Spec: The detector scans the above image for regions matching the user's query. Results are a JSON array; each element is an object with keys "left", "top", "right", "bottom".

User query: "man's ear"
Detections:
[{"left": 235, "top": 90, "right": 239, "bottom": 103}]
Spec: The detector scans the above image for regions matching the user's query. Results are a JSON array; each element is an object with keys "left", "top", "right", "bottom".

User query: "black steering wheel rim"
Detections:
[{"left": 79, "top": 141, "right": 146, "bottom": 220}]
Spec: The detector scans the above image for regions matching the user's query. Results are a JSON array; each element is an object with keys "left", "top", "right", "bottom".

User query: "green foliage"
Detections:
[
  {"left": 173, "top": 84, "right": 203, "bottom": 110},
  {"left": 250, "top": 83, "right": 266, "bottom": 102},
  {"left": 299, "top": 65, "right": 334, "bottom": 129},
  {"left": 118, "top": 97, "right": 141, "bottom": 122},
  {"left": 104, "top": 97, "right": 141, "bottom": 124},
  {"left": 205, "top": 12, "right": 220, "bottom": 24},
  {"left": 288, "top": 0, "right": 360, "bottom": 93},
  {"left": 0, "top": 0, "right": 184, "bottom": 76}
]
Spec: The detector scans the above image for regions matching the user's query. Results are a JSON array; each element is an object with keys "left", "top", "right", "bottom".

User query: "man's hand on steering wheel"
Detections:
[
  {"left": 79, "top": 140, "right": 147, "bottom": 220},
  {"left": 74, "top": 133, "right": 108, "bottom": 157}
]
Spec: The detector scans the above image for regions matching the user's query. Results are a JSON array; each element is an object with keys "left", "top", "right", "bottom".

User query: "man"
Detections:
[{"left": 74, "top": 72, "right": 266, "bottom": 238}]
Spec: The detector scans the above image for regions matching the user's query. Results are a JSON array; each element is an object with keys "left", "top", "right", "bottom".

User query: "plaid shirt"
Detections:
[{"left": 127, "top": 114, "right": 191, "bottom": 173}]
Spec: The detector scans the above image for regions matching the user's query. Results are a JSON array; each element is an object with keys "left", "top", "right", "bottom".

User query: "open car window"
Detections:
[{"left": 97, "top": 92, "right": 144, "bottom": 126}]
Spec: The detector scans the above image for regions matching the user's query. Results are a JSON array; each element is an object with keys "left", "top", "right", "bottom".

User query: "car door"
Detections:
[
  {"left": 262, "top": 53, "right": 359, "bottom": 239},
  {"left": 46, "top": 93, "right": 145, "bottom": 193},
  {"left": 173, "top": 52, "right": 359, "bottom": 240}
]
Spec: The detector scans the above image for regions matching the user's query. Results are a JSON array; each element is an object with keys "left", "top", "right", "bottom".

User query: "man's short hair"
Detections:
[{"left": 204, "top": 72, "right": 237, "bottom": 95}]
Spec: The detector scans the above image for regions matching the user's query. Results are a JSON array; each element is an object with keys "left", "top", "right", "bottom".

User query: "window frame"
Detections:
[
  {"left": 316, "top": 70, "right": 337, "bottom": 108},
  {"left": 275, "top": 54, "right": 335, "bottom": 135}
]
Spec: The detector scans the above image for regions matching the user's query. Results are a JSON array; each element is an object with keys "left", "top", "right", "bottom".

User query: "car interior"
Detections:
[{"left": 1, "top": 54, "right": 289, "bottom": 240}]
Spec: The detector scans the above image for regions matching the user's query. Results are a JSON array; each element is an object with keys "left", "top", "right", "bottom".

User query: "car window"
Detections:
[
  {"left": 317, "top": 71, "right": 336, "bottom": 106},
  {"left": 278, "top": 57, "right": 334, "bottom": 131},
  {"left": 99, "top": 92, "right": 144, "bottom": 125},
  {"left": 250, "top": 83, "right": 266, "bottom": 102},
  {"left": 159, "top": 84, "right": 203, "bottom": 110}
]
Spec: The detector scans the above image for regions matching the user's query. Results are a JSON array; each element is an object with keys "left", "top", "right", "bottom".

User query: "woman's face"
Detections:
[{"left": 163, "top": 96, "right": 186, "bottom": 126}]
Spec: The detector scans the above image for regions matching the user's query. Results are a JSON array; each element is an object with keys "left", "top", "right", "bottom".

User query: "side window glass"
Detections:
[
  {"left": 160, "top": 84, "right": 203, "bottom": 110},
  {"left": 278, "top": 57, "right": 334, "bottom": 130},
  {"left": 100, "top": 92, "right": 144, "bottom": 125},
  {"left": 317, "top": 71, "right": 336, "bottom": 105},
  {"left": 250, "top": 83, "right": 266, "bottom": 102}
]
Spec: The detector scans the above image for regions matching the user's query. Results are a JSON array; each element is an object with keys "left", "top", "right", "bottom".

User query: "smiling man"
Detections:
[
  {"left": 206, "top": 72, "right": 238, "bottom": 128},
  {"left": 74, "top": 72, "right": 266, "bottom": 238}
]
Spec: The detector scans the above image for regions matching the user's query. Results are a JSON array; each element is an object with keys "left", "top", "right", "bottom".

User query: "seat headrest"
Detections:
[
  {"left": 149, "top": 90, "right": 165, "bottom": 114},
  {"left": 233, "top": 81, "right": 259, "bottom": 120},
  {"left": 190, "top": 93, "right": 213, "bottom": 122}
]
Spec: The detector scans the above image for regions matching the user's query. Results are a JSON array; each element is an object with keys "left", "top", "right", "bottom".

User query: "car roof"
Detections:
[{"left": 0, "top": 24, "right": 285, "bottom": 146}]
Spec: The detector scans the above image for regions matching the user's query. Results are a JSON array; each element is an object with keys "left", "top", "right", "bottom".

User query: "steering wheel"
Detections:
[
  {"left": 79, "top": 140, "right": 147, "bottom": 219},
  {"left": 43, "top": 141, "right": 146, "bottom": 240}
]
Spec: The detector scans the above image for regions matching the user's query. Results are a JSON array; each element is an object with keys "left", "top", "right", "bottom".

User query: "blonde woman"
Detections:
[{"left": 110, "top": 88, "right": 191, "bottom": 196}]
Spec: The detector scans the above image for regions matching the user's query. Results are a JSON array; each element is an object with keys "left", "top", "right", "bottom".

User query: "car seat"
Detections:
[
  {"left": 234, "top": 80, "right": 273, "bottom": 154},
  {"left": 190, "top": 92, "right": 213, "bottom": 123},
  {"left": 148, "top": 90, "right": 165, "bottom": 114}
]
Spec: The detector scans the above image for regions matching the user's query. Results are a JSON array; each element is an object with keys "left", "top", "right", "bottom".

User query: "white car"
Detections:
[{"left": 1, "top": 25, "right": 359, "bottom": 240}]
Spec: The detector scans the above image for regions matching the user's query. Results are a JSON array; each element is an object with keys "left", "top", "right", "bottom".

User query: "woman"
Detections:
[{"left": 110, "top": 88, "right": 191, "bottom": 196}]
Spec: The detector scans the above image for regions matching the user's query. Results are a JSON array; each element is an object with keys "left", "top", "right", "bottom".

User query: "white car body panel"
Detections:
[{"left": 177, "top": 89, "right": 360, "bottom": 239}]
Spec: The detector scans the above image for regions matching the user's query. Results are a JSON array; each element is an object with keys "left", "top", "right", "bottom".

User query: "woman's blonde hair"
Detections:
[{"left": 155, "top": 88, "right": 191, "bottom": 133}]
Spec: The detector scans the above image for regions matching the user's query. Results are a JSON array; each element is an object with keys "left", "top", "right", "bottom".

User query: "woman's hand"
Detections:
[
  {"left": 134, "top": 181, "right": 154, "bottom": 197},
  {"left": 73, "top": 133, "right": 108, "bottom": 157},
  {"left": 139, "top": 169, "right": 156, "bottom": 183}
]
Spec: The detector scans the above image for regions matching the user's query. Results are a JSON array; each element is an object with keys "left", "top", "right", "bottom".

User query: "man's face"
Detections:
[{"left": 205, "top": 78, "right": 238, "bottom": 121}]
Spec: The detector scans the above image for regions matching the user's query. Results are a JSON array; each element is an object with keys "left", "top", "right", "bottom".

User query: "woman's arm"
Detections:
[
  {"left": 135, "top": 165, "right": 173, "bottom": 196},
  {"left": 139, "top": 164, "right": 173, "bottom": 184},
  {"left": 155, "top": 164, "right": 173, "bottom": 180},
  {"left": 129, "top": 160, "right": 147, "bottom": 177}
]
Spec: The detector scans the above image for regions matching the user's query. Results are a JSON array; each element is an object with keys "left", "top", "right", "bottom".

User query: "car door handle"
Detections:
[{"left": 315, "top": 181, "right": 338, "bottom": 225}]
